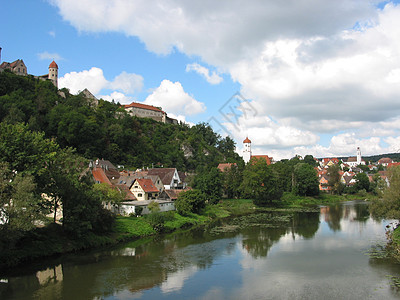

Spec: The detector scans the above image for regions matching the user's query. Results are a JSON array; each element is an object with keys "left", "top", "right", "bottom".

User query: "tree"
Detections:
[
  {"left": 222, "top": 164, "right": 243, "bottom": 198},
  {"left": 292, "top": 163, "right": 319, "bottom": 196},
  {"left": 193, "top": 167, "right": 222, "bottom": 204},
  {"left": 175, "top": 189, "right": 206, "bottom": 215},
  {"left": 303, "top": 155, "right": 317, "bottom": 167},
  {"left": 0, "top": 162, "right": 44, "bottom": 249},
  {"left": 353, "top": 172, "right": 370, "bottom": 192},
  {"left": 327, "top": 164, "right": 344, "bottom": 195},
  {"left": 370, "top": 166, "right": 400, "bottom": 219},
  {"left": 240, "top": 159, "right": 283, "bottom": 205}
]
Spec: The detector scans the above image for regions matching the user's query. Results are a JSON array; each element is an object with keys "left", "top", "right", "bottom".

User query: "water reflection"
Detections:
[{"left": 1, "top": 201, "right": 400, "bottom": 300}]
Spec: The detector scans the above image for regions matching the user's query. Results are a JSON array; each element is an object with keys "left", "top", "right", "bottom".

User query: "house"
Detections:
[
  {"left": 0, "top": 59, "right": 27, "bottom": 75},
  {"left": 319, "top": 175, "right": 331, "bottom": 191},
  {"left": 158, "top": 188, "right": 189, "bottom": 201},
  {"left": 147, "top": 168, "right": 186, "bottom": 189},
  {"left": 322, "top": 158, "right": 339, "bottom": 167},
  {"left": 130, "top": 178, "right": 159, "bottom": 201},
  {"left": 123, "top": 102, "right": 178, "bottom": 124},
  {"left": 116, "top": 199, "right": 175, "bottom": 216},
  {"left": 379, "top": 157, "right": 394, "bottom": 167},
  {"left": 90, "top": 159, "right": 120, "bottom": 184}
]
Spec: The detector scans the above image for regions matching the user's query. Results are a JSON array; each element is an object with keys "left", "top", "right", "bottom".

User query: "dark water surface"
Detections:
[{"left": 2, "top": 201, "right": 400, "bottom": 299}]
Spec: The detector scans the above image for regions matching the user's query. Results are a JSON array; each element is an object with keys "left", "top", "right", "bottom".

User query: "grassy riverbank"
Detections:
[{"left": 0, "top": 193, "right": 367, "bottom": 271}]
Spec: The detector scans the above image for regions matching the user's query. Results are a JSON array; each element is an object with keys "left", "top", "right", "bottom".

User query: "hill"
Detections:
[{"left": 0, "top": 70, "right": 242, "bottom": 171}]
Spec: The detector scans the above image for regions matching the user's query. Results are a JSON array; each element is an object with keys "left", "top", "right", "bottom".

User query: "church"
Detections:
[{"left": 242, "top": 137, "right": 273, "bottom": 165}]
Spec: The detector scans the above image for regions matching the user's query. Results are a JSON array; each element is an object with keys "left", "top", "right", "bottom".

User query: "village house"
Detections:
[
  {"left": 147, "top": 168, "right": 186, "bottom": 190},
  {"left": 130, "top": 178, "right": 159, "bottom": 201},
  {"left": 217, "top": 163, "right": 236, "bottom": 172}
]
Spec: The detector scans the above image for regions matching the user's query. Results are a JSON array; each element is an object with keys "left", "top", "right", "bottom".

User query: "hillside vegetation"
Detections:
[{"left": 0, "top": 70, "right": 241, "bottom": 171}]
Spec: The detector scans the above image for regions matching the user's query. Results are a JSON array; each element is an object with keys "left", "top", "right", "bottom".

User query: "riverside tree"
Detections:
[
  {"left": 370, "top": 166, "right": 400, "bottom": 219},
  {"left": 292, "top": 163, "right": 320, "bottom": 196}
]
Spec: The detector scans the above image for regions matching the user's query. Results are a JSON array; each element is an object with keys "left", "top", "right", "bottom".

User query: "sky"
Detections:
[{"left": 2, "top": 0, "right": 400, "bottom": 160}]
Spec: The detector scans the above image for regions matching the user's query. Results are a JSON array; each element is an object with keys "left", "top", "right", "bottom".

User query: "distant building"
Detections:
[
  {"left": 0, "top": 59, "right": 28, "bottom": 76},
  {"left": 123, "top": 102, "right": 178, "bottom": 124},
  {"left": 345, "top": 147, "right": 365, "bottom": 167},
  {"left": 242, "top": 137, "right": 273, "bottom": 165},
  {"left": 38, "top": 60, "right": 58, "bottom": 87}
]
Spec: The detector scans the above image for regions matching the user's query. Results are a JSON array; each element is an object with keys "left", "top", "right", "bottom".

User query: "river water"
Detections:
[{"left": 1, "top": 201, "right": 400, "bottom": 299}]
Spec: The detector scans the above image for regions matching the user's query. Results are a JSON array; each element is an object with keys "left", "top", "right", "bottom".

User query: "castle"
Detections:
[{"left": 0, "top": 47, "right": 58, "bottom": 87}]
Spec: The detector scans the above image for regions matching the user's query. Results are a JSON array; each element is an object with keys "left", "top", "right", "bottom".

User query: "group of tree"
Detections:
[
  {"left": 179, "top": 155, "right": 320, "bottom": 212},
  {"left": 0, "top": 122, "right": 114, "bottom": 252}
]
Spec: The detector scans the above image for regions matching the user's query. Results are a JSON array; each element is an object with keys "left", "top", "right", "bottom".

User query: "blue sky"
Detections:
[{"left": 2, "top": 0, "right": 400, "bottom": 160}]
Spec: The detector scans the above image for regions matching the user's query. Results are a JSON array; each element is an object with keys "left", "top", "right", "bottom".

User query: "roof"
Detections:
[
  {"left": 135, "top": 178, "right": 159, "bottom": 193},
  {"left": 217, "top": 163, "right": 236, "bottom": 172},
  {"left": 123, "top": 102, "right": 164, "bottom": 113},
  {"left": 379, "top": 157, "right": 393, "bottom": 164},
  {"left": 92, "top": 168, "right": 112, "bottom": 186},
  {"left": 49, "top": 60, "right": 58, "bottom": 69},
  {"left": 243, "top": 137, "right": 251, "bottom": 143},
  {"left": 115, "top": 184, "right": 137, "bottom": 200},
  {"left": 250, "top": 155, "right": 272, "bottom": 165},
  {"left": 147, "top": 168, "right": 177, "bottom": 185}
]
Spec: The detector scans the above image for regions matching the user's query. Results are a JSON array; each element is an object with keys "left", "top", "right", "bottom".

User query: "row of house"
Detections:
[{"left": 91, "top": 159, "right": 189, "bottom": 216}]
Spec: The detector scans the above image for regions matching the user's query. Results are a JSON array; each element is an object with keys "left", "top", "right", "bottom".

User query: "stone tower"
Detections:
[
  {"left": 243, "top": 137, "right": 252, "bottom": 164},
  {"left": 356, "top": 147, "right": 361, "bottom": 165},
  {"left": 48, "top": 60, "right": 58, "bottom": 88}
]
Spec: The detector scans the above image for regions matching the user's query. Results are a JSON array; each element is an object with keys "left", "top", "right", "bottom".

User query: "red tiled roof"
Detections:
[
  {"left": 388, "top": 162, "right": 400, "bottom": 168},
  {"left": 123, "top": 102, "right": 163, "bottom": 113},
  {"left": 251, "top": 155, "right": 272, "bottom": 165},
  {"left": 92, "top": 168, "right": 112, "bottom": 186},
  {"left": 243, "top": 137, "right": 251, "bottom": 143},
  {"left": 49, "top": 60, "right": 58, "bottom": 69},
  {"left": 136, "top": 179, "right": 159, "bottom": 193}
]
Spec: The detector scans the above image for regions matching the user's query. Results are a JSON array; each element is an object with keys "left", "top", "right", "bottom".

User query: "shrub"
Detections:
[{"left": 175, "top": 189, "right": 206, "bottom": 216}]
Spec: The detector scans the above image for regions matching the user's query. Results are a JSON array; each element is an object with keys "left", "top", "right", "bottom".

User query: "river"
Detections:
[{"left": 1, "top": 201, "right": 400, "bottom": 299}]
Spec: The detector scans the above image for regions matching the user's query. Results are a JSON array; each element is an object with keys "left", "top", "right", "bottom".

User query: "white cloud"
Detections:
[
  {"left": 99, "top": 91, "right": 132, "bottom": 104},
  {"left": 37, "top": 51, "right": 63, "bottom": 61},
  {"left": 59, "top": 67, "right": 108, "bottom": 94},
  {"left": 59, "top": 67, "right": 143, "bottom": 99},
  {"left": 50, "top": 0, "right": 400, "bottom": 158},
  {"left": 144, "top": 80, "right": 206, "bottom": 116},
  {"left": 186, "top": 63, "right": 223, "bottom": 84},
  {"left": 110, "top": 71, "right": 143, "bottom": 94}
]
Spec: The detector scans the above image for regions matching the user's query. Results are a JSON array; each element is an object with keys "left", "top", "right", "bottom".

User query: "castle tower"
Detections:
[
  {"left": 356, "top": 147, "right": 361, "bottom": 165},
  {"left": 48, "top": 60, "right": 58, "bottom": 88},
  {"left": 243, "top": 137, "right": 252, "bottom": 164}
]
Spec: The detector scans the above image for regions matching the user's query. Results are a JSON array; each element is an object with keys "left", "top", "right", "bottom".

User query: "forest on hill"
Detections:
[{"left": 0, "top": 70, "right": 242, "bottom": 172}]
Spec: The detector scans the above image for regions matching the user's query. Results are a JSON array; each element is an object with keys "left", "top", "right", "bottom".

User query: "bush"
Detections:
[{"left": 175, "top": 189, "right": 206, "bottom": 216}]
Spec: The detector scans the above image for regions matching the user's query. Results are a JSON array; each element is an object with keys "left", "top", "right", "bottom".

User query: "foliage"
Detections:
[
  {"left": 353, "top": 172, "right": 370, "bottom": 192},
  {"left": 148, "top": 201, "right": 160, "bottom": 213},
  {"left": 327, "top": 164, "right": 344, "bottom": 195},
  {"left": 0, "top": 71, "right": 243, "bottom": 172},
  {"left": 292, "top": 163, "right": 319, "bottom": 196},
  {"left": 240, "top": 159, "right": 283, "bottom": 206},
  {"left": 175, "top": 189, "right": 206, "bottom": 215},
  {"left": 193, "top": 167, "right": 223, "bottom": 204},
  {"left": 370, "top": 166, "right": 400, "bottom": 219},
  {"left": 221, "top": 163, "right": 244, "bottom": 198},
  {"left": 93, "top": 183, "right": 125, "bottom": 206}
]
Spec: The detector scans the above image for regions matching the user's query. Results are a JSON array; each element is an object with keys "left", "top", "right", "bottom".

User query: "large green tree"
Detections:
[
  {"left": 240, "top": 159, "right": 283, "bottom": 205},
  {"left": 292, "top": 163, "right": 319, "bottom": 196}
]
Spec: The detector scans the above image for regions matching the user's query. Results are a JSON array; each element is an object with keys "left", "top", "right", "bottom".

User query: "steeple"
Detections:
[
  {"left": 243, "top": 137, "right": 252, "bottom": 164},
  {"left": 48, "top": 60, "right": 58, "bottom": 88},
  {"left": 357, "top": 147, "right": 361, "bottom": 165}
]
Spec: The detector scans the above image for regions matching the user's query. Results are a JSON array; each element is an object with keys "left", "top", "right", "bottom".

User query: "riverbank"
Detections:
[{"left": 0, "top": 193, "right": 370, "bottom": 272}]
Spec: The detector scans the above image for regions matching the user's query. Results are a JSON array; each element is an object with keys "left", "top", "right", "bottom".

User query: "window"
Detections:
[{"left": 138, "top": 193, "right": 142, "bottom": 197}]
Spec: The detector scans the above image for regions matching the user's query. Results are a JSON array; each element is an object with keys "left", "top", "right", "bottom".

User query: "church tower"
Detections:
[
  {"left": 48, "top": 60, "right": 58, "bottom": 88},
  {"left": 243, "top": 137, "right": 252, "bottom": 164},
  {"left": 356, "top": 147, "right": 361, "bottom": 165}
]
